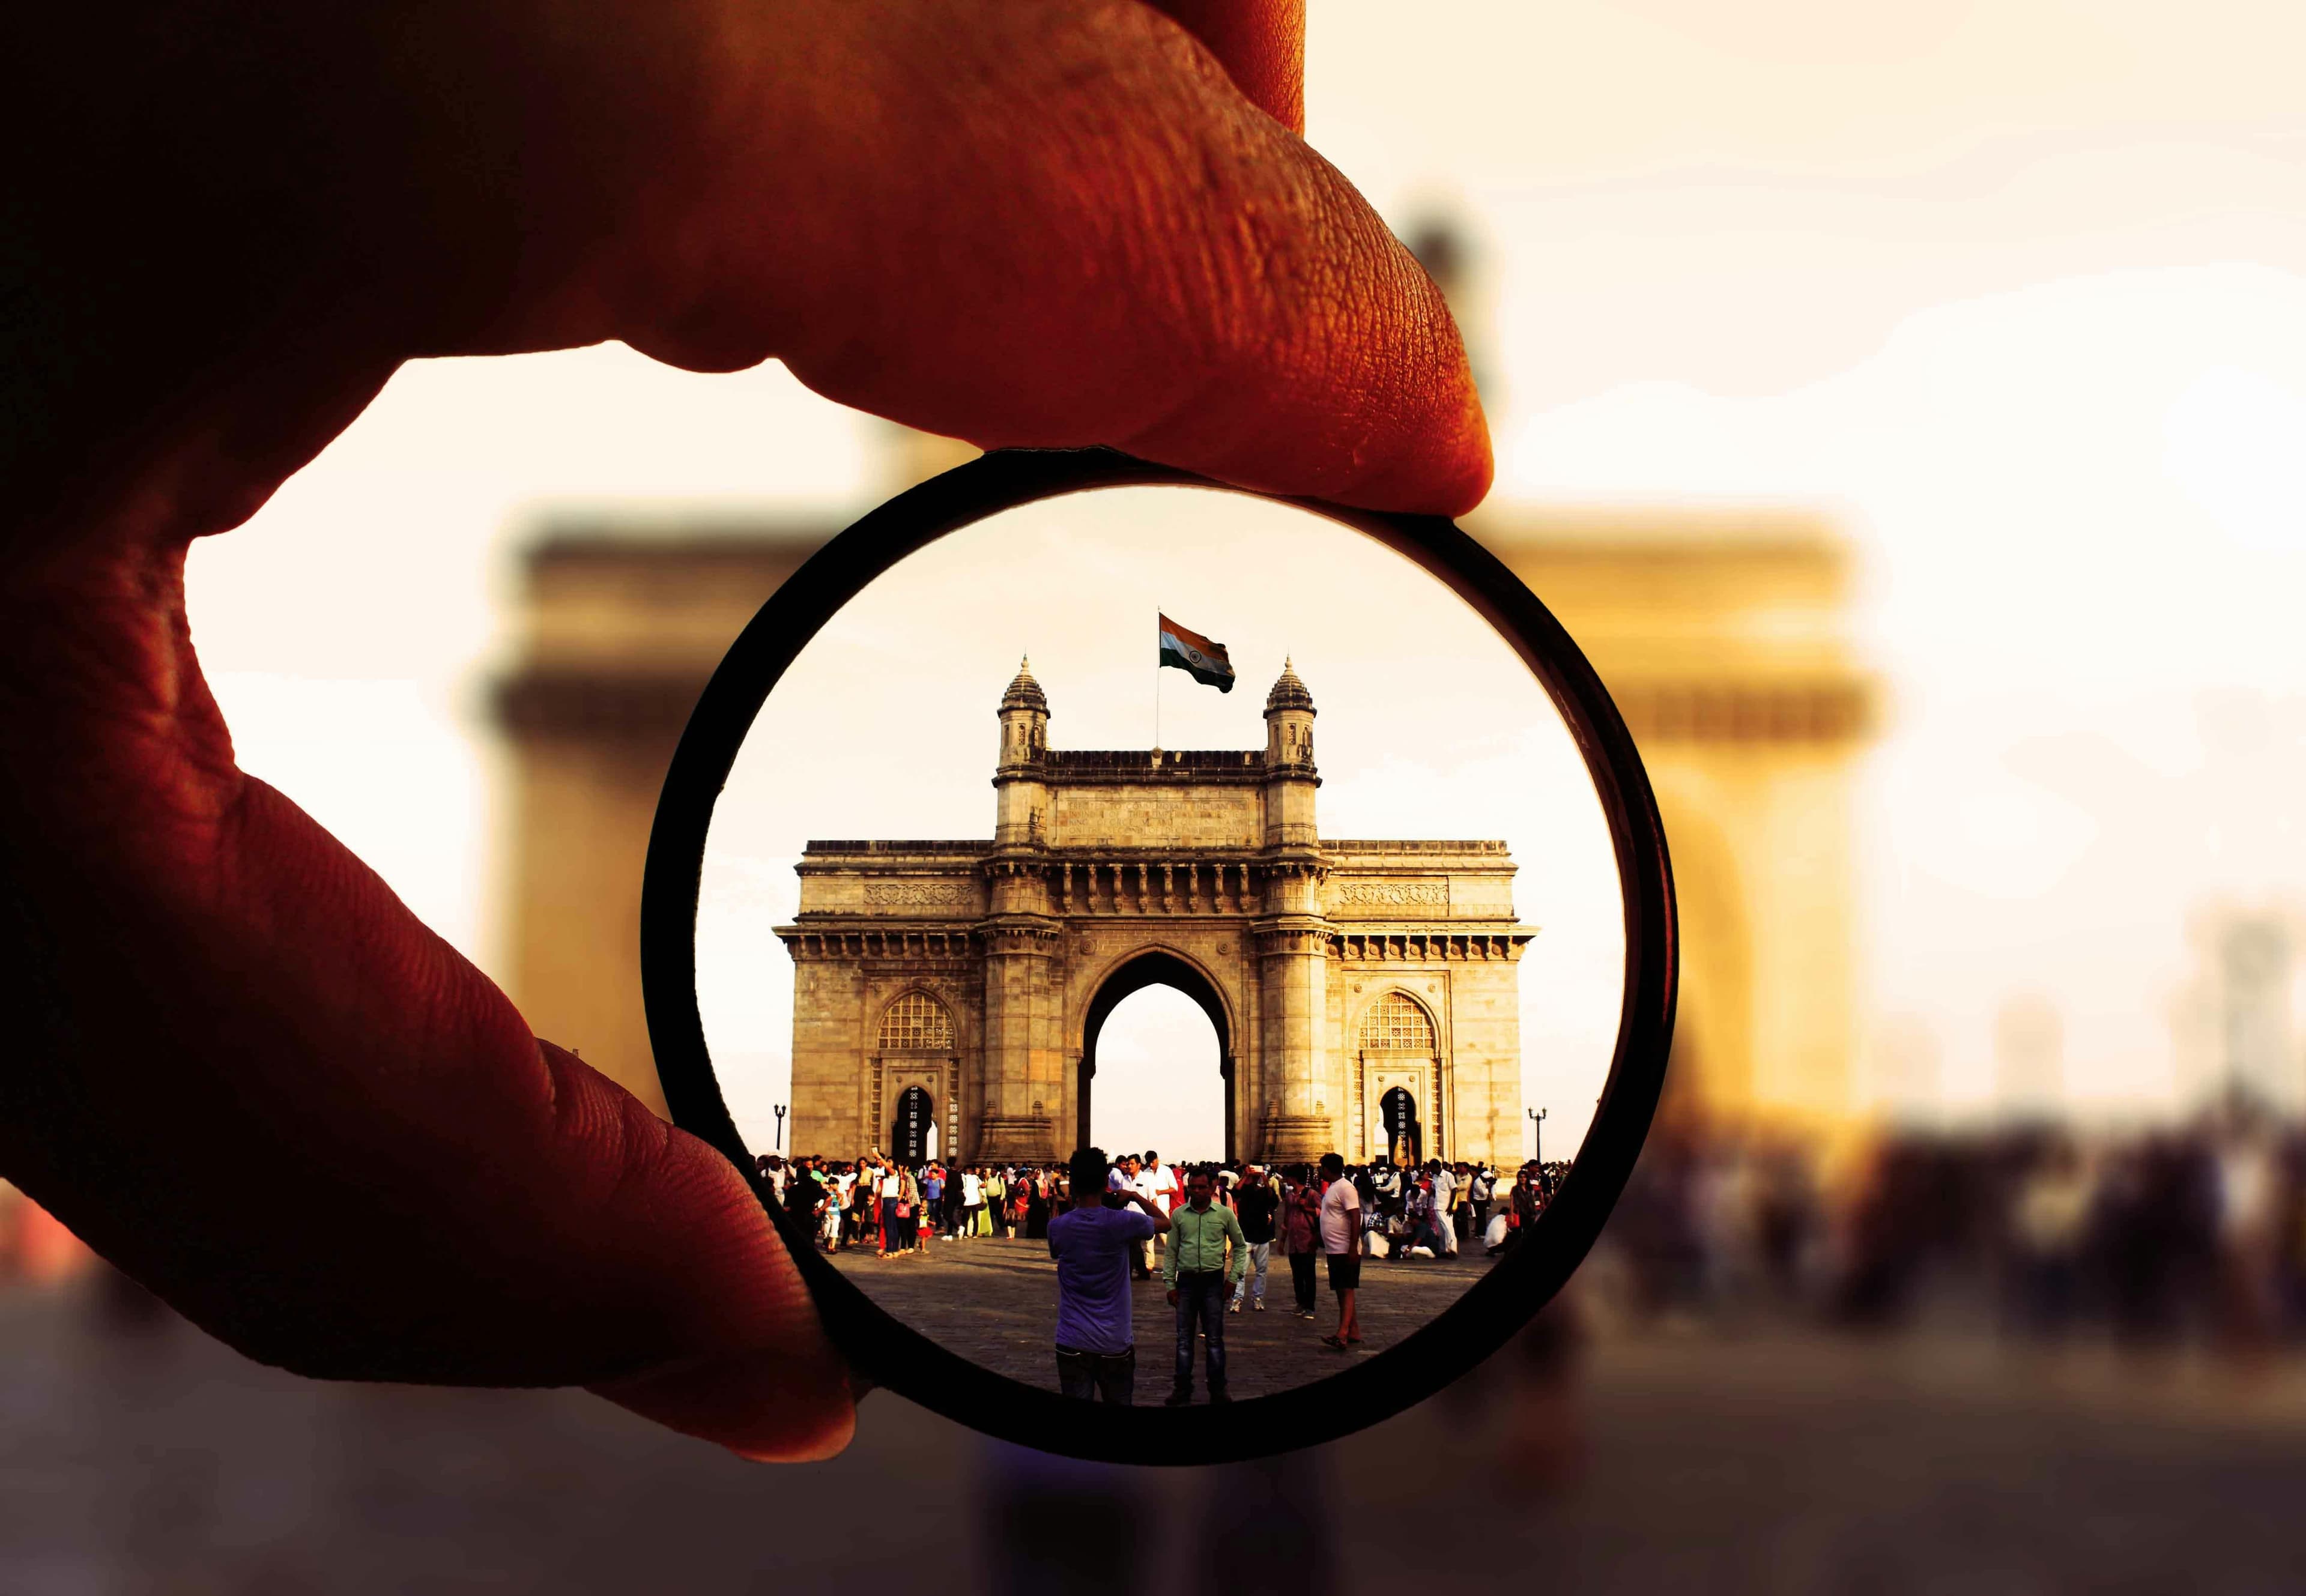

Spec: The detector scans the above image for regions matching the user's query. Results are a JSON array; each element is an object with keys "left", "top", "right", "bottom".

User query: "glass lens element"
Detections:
[{"left": 688, "top": 482, "right": 1628, "bottom": 1418}]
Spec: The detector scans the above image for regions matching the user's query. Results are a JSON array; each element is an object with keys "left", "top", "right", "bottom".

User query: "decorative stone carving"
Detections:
[
  {"left": 863, "top": 880, "right": 973, "bottom": 908},
  {"left": 1335, "top": 879, "right": 1450, "bottom": 908}
]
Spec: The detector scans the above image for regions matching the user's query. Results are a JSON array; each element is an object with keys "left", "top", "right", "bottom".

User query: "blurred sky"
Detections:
[{"left": 184, "top": 1, "right": 2306, "bottom": 1131}]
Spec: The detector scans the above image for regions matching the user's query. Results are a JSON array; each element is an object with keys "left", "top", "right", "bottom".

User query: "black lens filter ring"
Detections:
[{"left": 640, "top": 447, "right": 1677, "bottom": 1465}]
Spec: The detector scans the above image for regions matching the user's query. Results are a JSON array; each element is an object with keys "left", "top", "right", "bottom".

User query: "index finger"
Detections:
[{"left": 602, "top": 1, "right": 1492, "bottom": 515}]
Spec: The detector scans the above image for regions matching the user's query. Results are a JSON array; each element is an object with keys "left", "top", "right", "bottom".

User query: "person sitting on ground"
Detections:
[{"left": 1047, "top": 1147, "right": 1170, "bottom": 1406}]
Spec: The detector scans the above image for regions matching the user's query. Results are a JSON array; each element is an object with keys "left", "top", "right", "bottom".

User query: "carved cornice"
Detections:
[
  {"left": 1253, "top": 922, "right": 1331, "bottom": 958},
  {"left": 1331, "top": 928, "right": 1533, "bottom": 962},
  {"left": 775, "top": 926, "right": 978, "bottom": 962},
  {"left": 979, "top": 916, "right": 1064, "bottom": 959}
]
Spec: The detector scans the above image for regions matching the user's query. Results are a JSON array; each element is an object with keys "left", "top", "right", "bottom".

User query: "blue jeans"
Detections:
[
  {"left": 1232, "top": 1241, "right": 1271, "bottom": 1305},
  {"left": 1172, "top": 1272, "right": 1229, "bottom": 1394}
]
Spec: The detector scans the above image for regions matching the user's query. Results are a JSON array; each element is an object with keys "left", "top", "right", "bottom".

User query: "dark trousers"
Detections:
[
  {"left": 1289, "top": 1251, "right": 1318, "bottom": 1312},
  {"left": 1172, "top": 1272, "right": 1229, "bottom": 1394},
  {"left": 1055, "top": 1343, "right": 1136, "bottom": 1404}
]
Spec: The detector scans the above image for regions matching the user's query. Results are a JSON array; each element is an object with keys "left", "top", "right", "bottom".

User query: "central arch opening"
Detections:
[{"left": 1080, "top": 952, "right": 1232, "bottom": 1162}]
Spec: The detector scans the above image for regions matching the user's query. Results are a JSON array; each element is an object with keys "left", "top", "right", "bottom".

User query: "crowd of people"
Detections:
[
  {"left": 754, "top": 1149, "right": 1563, "bottom": 1270},
  {"left": 1599, "top": 1111, "right": 2306, "bottom": 1350},
  {"left": 753, "top": 1144, "right": 1568, "bottom": 1406}
]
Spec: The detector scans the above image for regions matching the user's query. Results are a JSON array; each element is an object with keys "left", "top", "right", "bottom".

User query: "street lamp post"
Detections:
[
  {"left": 1528, "top": 1106, "right": 1546, "bottom": 1170},
  {"left": 774, "top": 1104, "right": 787, "bottom": 1152}
]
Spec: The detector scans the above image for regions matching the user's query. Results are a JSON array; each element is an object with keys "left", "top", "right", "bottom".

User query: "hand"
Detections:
[
  {"left": 0, "top": 0, "right": 1486, "bottom": 1462},
  {"left": 1166, "top": 1289, "right": 1180, "bottom": 1307}
]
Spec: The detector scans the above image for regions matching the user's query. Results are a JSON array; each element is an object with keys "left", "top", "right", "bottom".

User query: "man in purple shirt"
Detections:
[{"left": 1047, "top": 1147, "right": 1172, "bottom": 1404}]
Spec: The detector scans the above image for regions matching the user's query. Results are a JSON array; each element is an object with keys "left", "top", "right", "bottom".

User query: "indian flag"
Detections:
[{"left": 1157, "top": 614, "right": 1235, "bottom": 692}]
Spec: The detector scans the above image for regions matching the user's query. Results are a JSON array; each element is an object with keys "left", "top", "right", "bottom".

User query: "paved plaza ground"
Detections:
[
  {"left": 826, "top": 1233, "right": 1489, "bottom": 1398},
  {"left": 10, "top": 1274, "right": 2306, "bottom": 1590}
]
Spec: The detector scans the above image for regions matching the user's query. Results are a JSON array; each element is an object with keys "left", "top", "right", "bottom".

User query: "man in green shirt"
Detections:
[{"left": 1163, "top": 1166, "right": 1248, "bottom": 1406}]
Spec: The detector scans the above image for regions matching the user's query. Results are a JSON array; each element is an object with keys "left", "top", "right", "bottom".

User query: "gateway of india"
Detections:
[{"left": 776, "top": 659, "right": 1532, "bottom": 1167}]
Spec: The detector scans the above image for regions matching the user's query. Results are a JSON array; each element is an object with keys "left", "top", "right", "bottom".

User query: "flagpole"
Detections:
[{"left": 1153, "top": 609, "right": 1163, "bottom": 754}]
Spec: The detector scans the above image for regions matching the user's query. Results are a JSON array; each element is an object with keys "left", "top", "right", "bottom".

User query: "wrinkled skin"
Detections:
[{"left": 0, "top": 0, "right": 1487, "bottom": 1460}]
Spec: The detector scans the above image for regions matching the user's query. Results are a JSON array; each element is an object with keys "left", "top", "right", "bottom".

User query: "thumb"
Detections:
[{"left": 0, "top": 555, "right": 853, "bottom": 1457}]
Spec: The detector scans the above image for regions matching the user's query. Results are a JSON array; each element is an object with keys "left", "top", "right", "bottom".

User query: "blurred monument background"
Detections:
[{"left": 490, "top": 230, "right": 1879, "bottom": 1149}]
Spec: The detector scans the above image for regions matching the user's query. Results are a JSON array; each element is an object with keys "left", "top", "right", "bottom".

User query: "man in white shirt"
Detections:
[
  {"left": 1112, "top": 1155, "right": 1149, "bottom": 1278},
  {"left": 1429, "top": 1161, "right": 1457, "bottom": 1255},
  {"left": 1135, "top": 1151, "right": 1178, "bottom": 1272},
  {"left": 1142, "top": 1152, "right": 1180, "bottom": 1235},
  {"left": 1316, "top": 1152, "right": 1362, "bottom": 1349}
]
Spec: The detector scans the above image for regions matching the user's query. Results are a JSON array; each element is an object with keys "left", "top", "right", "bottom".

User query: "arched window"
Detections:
[
  {"left": 877, "top": 991, "right": 954, "bottom": 1051},
  {"left": 1360, "top": 991, "right": 1435, "bottom": 1054}
]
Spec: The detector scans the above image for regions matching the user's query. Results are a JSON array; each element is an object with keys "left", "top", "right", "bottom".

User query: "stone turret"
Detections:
[
  {"left": 1261, "top": 658, "right": 1318, "bottom": 850},
  {"left": 1263, "top": 657, "right": 1316, "bottom": 764},
  {"left": 1255, "top": 657, "right": 1331, "bottom": 1160},
  {"left": 984, "top": 656, "right": 1061, "bottom": 1162},
  {"left": 993, "top": 657, "right": 1049, "bottom": 847}
]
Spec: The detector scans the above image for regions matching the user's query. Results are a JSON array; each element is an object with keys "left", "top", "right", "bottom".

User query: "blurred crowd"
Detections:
[{"left": 1604, "top": 1110, "right": 2306, "bottom": 1349}]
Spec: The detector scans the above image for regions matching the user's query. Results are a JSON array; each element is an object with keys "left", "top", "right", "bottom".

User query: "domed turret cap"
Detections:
[
  {"left": 1265, "top": 657, "right": 1315, "bottom": 715},
  {"left": 1002, "top": 656, "right": 1049, "bottom": 713}
]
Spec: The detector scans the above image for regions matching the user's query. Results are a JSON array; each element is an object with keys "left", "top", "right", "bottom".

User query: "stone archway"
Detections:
[
  {"left": 891, "top": 1083, "right": 936, "bottom": 1162},
  {"left": 1078, "top": 949, "right": 1236, "bottom": 1161},
  {"left": 1379, "top": 1084, "right": 1423, "bottom": 1166}
]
